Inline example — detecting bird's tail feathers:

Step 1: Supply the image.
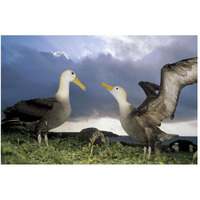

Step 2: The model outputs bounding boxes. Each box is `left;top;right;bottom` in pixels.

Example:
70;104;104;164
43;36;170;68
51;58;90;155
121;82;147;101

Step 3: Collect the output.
1;118;36;133
157;131;179;143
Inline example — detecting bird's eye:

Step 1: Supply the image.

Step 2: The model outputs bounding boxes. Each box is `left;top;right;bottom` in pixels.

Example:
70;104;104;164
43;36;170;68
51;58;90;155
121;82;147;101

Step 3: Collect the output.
71;72;74;75
116;87;118;90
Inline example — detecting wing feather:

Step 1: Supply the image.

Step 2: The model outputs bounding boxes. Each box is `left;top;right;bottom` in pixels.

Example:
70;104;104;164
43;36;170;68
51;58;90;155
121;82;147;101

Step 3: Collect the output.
136;81;159;114
4;97;56;121
136;57;197;128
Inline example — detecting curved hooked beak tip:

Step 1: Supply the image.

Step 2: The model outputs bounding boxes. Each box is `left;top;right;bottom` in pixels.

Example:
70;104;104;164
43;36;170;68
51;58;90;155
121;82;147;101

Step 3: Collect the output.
100;82;114;91
73;77;86;91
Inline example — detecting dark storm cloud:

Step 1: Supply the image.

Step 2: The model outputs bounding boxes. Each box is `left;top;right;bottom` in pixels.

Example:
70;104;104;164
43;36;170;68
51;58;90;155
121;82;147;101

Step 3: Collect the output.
1;37;197;123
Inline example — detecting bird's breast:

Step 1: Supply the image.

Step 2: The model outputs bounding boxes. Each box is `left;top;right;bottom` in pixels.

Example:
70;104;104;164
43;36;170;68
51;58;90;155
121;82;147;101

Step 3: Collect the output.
120;115;137;134
120;113;147;144
58;102;71;121
41;101;71;130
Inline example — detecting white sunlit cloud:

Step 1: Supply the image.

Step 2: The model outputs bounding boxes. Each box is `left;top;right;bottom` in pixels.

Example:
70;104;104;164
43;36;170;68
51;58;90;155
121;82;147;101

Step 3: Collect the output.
78;40;104;60
51;117;127;135
96;35;175;61
37;35;176;62
80;48;93;58
160;120;197;137
52;51;69;59
40;50;70;60
51;117;197;137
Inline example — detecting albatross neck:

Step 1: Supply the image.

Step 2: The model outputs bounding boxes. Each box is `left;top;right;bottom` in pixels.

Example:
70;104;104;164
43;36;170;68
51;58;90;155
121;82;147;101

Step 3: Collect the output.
54;81;70;101
118;99;135;116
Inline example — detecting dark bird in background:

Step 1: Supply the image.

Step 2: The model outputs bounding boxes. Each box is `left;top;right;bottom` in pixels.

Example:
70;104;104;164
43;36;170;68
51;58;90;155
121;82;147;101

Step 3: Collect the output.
2;70;86;146
101;57;197;157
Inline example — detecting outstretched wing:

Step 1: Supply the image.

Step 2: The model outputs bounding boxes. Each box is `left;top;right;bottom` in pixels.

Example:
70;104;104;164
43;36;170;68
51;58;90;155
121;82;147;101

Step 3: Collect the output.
135;57;197;128
3;97;56;122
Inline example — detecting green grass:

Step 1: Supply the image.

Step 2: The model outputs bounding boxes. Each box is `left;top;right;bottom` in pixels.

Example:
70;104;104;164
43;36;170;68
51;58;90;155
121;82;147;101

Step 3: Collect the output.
1;132;197;164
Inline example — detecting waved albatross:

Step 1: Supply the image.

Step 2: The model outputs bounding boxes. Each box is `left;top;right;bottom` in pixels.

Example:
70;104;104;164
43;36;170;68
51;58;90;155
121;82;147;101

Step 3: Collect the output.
101;57;197;157
2;70;86;146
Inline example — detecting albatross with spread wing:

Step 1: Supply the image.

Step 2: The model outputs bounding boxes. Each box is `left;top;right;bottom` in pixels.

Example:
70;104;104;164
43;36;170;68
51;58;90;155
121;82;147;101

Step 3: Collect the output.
2;70;86;146
101;57;197;157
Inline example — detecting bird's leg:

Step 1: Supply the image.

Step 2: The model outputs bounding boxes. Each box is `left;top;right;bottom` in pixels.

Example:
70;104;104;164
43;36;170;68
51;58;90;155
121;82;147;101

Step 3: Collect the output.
155;141;161;157
144;128;154;158
147;146;151;158
144;146;147;155
44;134;48;146
37;130;42;147
44;121;48;146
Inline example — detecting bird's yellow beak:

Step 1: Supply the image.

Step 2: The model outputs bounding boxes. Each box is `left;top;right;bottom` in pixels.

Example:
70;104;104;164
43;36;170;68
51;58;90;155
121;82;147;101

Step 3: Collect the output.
73;77;86;91
100;82;114;91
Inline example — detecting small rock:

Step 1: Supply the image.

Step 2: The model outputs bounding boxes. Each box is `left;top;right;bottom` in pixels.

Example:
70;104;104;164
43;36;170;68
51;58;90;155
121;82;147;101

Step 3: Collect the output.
78;127;109;144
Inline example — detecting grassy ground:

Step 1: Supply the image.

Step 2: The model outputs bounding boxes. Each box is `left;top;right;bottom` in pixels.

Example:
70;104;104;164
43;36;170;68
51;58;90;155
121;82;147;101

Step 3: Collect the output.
1;132;197;164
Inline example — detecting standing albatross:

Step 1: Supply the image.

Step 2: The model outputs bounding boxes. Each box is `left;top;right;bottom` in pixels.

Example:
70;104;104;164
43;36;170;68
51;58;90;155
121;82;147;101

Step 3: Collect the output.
101;57;197;157
2;70;86;146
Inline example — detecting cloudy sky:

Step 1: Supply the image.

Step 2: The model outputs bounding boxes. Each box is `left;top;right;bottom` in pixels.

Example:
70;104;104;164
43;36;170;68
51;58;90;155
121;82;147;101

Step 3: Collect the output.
1;35;197;136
